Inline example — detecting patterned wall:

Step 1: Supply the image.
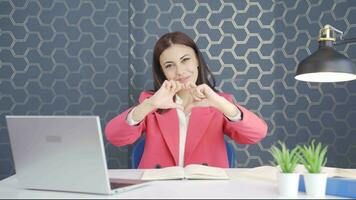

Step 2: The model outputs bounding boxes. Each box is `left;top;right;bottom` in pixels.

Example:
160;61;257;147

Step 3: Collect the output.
128;0;356;169
273;0;356;168
0;0;130;180
1;0;356;180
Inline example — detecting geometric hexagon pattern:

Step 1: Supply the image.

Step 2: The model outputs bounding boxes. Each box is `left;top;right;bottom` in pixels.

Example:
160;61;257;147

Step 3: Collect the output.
1;0;356;180
0;0;129;180
129;0;356;169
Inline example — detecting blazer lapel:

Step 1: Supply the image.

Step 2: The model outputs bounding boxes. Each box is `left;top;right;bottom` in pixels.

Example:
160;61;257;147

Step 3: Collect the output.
184;107;215;162
154;109;179;165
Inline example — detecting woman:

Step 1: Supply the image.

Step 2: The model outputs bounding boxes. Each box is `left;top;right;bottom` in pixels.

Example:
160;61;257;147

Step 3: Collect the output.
105;31;268;168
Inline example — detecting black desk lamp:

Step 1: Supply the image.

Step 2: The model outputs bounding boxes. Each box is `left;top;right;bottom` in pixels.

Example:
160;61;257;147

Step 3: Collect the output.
295;24;356;82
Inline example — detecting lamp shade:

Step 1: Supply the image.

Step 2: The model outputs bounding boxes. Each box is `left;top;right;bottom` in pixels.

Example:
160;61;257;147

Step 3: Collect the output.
295;41;356;82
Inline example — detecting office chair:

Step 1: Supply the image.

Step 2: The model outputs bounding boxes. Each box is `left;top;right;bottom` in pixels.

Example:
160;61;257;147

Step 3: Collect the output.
131;137;236;168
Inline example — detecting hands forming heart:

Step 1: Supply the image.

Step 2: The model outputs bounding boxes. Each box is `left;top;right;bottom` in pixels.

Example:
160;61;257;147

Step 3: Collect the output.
148;80;221;114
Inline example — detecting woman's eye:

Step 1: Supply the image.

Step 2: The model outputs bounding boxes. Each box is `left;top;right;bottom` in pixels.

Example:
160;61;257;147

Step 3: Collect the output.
165;64;172;69
182;58;190;62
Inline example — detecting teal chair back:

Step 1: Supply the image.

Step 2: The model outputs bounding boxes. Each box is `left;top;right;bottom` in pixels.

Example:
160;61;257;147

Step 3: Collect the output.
131;137;236;168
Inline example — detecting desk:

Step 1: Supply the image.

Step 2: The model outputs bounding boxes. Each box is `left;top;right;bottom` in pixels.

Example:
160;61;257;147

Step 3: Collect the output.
0;169;346;199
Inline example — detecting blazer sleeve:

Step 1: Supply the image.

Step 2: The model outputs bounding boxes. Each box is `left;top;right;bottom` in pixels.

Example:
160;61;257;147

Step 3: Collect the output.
221;93;268;144
104;92;152;147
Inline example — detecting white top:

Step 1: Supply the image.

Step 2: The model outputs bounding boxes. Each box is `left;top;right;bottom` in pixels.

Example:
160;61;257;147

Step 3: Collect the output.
126;95;241;167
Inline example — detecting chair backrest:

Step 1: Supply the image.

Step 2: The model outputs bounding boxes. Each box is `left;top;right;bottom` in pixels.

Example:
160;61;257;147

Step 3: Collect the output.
225;139;236;168
131;137;236;168
131;137;146;169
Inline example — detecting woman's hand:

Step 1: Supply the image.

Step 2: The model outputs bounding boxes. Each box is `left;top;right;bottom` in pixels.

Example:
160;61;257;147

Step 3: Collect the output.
184;83;222;113
184;82;240;118
187;83;221;103
147;80;184;110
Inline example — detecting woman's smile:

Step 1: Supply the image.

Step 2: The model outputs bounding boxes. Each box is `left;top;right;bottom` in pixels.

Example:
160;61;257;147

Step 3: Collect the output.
176;76;191;83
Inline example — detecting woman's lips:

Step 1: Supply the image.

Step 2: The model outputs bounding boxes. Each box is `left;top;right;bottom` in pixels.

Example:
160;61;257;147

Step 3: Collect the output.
177;76;190;83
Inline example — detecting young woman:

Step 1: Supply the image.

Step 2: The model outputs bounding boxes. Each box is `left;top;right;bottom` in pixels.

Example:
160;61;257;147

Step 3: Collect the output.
105;31;268;168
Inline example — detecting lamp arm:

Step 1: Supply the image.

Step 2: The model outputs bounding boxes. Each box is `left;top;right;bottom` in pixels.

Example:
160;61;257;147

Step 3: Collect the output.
327;24;343;39
334;37;356;46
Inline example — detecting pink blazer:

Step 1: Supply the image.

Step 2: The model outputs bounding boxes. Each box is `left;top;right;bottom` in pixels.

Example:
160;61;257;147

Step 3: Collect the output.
105;91;268;168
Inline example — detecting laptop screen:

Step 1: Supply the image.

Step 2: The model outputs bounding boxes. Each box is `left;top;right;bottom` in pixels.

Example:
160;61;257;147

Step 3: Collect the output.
6;116;125;194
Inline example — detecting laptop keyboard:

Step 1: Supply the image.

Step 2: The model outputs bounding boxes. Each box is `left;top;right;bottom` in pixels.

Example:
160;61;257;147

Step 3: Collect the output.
110;179;148;189
110;182;136;189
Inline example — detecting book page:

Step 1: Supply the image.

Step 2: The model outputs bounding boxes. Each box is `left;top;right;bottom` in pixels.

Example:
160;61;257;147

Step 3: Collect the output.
236;164;356;182
235;165;277;182
321;166;356;179
141;166;184;180
184;164;229;180
295;164;356;179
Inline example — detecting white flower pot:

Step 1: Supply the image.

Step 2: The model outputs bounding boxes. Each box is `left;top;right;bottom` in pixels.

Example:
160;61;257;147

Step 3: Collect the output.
277;172;300;197
304;173;328;197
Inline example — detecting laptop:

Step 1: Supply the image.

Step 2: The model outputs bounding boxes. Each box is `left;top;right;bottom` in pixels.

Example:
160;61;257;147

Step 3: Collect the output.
6;115;149;195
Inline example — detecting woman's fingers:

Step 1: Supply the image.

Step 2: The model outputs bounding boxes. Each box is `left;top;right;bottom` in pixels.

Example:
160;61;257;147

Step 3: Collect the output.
170;80;186;93
170;80;177;92
187;82;206;101
163;80;203;95
189;89;202;101
163;80;171;90
174;81;183;93
187;82;199;101
192;95;203;101
187;82;195;95
195;85;206;98
162;80;168;89
188;82;196;90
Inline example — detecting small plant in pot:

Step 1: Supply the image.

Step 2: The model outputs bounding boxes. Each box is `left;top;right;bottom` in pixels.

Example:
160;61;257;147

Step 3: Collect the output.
269;141;300;197
299;139;328;197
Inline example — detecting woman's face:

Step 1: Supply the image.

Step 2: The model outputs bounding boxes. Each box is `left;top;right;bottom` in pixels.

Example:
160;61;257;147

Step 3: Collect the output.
159;44;199;84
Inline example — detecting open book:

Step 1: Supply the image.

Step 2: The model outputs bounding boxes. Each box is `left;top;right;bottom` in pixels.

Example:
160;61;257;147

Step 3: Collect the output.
141;164;229;180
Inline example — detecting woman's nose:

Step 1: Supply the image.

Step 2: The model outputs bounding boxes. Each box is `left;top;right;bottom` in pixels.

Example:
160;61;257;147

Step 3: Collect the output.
175;64;184;75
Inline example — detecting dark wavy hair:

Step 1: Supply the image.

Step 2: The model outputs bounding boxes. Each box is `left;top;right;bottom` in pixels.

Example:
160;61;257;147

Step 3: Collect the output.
152;31;216;91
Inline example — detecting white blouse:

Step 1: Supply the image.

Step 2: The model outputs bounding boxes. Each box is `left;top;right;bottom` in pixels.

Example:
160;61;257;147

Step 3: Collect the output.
126;95;241;167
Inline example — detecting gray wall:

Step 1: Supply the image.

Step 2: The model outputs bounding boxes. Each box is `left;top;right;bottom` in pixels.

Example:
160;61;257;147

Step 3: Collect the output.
1;0;356;180
0;0;130;179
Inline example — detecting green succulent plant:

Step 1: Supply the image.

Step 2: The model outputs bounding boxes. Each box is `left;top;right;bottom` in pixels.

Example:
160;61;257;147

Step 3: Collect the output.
298;139;328;173
269;141;300;173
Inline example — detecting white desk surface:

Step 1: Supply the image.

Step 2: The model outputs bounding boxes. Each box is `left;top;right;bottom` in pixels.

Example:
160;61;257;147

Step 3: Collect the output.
0;168;347;199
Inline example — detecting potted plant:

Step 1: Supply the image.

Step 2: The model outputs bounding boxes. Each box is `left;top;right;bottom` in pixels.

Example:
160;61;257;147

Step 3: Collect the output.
269;141;300;197
299;139;328;197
